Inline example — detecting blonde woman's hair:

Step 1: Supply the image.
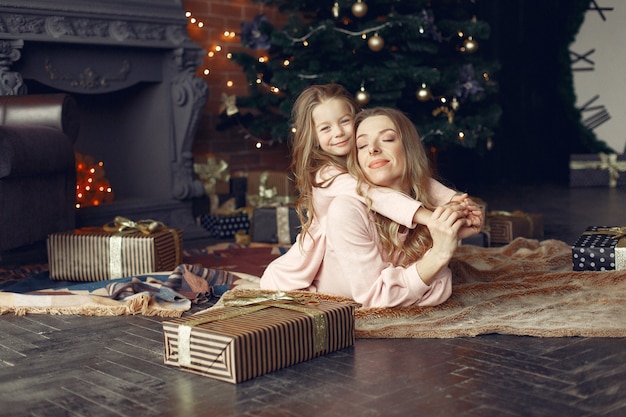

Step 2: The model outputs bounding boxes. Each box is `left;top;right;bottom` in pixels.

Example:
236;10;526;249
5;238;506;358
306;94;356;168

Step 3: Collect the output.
290;84;360;242
348;107;435;265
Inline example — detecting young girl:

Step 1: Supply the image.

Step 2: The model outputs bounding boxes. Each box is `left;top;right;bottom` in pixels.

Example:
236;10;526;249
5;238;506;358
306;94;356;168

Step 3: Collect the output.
260;84;478;292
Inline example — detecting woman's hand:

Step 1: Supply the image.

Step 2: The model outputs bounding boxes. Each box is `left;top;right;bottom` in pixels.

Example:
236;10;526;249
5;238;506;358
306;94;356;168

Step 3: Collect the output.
415;206;465;285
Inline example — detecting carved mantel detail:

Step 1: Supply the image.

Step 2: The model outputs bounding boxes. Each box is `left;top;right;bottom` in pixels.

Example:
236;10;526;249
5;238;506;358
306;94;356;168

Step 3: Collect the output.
0;13;188;47
0;39;25;95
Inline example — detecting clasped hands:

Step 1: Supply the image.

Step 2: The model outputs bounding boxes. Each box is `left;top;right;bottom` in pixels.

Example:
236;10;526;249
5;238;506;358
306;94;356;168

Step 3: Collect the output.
443;193;483;240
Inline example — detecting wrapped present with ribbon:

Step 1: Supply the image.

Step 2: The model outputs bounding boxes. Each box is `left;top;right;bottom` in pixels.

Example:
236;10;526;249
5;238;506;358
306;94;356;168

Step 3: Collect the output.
47;216;183;281
199;207;251;240
193;156;231;196
569;153;626;188
486;210;544;244
162;290;356;383
572;226;626;271
245;170;297;208
251;206;300;245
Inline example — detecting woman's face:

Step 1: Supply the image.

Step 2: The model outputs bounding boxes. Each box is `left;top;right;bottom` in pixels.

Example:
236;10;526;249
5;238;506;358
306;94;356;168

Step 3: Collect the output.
355;115;406;191
312;98;354;156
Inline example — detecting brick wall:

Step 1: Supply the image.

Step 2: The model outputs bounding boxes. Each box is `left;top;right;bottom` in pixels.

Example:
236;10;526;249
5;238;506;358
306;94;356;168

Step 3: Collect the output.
182;0;291;173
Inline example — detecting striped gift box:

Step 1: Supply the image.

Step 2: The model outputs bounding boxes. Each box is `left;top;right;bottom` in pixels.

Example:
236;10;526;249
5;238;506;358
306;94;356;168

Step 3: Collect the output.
47;228;183;281
162;297;355;383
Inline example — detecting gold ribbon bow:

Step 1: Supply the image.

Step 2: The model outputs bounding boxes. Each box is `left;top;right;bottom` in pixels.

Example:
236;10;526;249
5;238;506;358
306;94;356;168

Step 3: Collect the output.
176;291;328;367
583;226;626;240
193;157;230;195
570;152;626;188
222;290;319;307
101;217;181;278
102;216;167;235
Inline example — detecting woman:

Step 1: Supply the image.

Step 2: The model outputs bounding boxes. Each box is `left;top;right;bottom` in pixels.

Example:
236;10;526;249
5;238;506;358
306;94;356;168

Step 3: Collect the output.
312;107;482;308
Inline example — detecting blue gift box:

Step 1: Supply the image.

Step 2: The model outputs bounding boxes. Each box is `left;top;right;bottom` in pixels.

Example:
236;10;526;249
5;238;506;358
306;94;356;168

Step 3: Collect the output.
572;226;626;271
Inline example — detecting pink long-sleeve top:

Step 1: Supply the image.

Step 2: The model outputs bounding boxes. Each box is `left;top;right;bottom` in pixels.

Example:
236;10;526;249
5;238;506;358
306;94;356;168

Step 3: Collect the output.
260;164;456;304
316;195;452;307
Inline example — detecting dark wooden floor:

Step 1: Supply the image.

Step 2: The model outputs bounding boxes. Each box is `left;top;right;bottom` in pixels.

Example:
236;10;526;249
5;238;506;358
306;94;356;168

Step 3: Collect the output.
1;184;625;417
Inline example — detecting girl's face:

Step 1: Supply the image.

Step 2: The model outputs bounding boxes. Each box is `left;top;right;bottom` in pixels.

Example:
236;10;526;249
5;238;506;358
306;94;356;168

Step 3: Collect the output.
355;115;407;191
312;98;354;156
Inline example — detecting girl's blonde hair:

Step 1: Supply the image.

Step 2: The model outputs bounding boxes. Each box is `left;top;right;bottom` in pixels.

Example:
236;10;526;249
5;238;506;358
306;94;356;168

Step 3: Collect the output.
290;84;360;241
348;107;435;265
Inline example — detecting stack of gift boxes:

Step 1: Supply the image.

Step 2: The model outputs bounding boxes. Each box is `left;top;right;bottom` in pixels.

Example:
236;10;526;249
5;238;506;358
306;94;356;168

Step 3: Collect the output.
196;163;300;245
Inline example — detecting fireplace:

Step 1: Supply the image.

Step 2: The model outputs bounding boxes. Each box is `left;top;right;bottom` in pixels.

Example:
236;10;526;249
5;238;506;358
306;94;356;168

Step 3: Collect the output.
0;0;210;239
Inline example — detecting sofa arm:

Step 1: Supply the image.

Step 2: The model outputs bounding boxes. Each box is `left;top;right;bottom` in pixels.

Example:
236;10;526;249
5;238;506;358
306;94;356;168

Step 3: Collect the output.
0;94;80;143
0;126;75;179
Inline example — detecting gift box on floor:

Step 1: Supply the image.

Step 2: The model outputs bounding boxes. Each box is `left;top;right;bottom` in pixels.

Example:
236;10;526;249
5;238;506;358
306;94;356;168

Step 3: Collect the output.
572;226;626;271
486;211;543;244
251;206;300;245
569;153;626;188
162;294;355;383
461;230;490;247
47;218;183;281
199;211;250;239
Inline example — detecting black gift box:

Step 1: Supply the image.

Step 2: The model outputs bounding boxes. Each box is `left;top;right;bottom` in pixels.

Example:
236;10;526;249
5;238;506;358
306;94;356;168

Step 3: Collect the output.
572;226;626;271
251;207;300;245
200;212;250;239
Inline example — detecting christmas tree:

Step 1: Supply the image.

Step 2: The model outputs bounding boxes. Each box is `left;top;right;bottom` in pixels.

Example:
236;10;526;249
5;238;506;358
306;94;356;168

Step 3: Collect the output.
228;0;501;155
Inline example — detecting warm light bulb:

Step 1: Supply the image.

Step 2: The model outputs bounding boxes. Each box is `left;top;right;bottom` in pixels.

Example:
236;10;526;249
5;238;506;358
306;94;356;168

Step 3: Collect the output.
283;59;290;67
215;45;222;52
208;51;215;58
256;142;262;149
226;80;234;87
190;17;196;24
185;11;191;18
197;22;204;28
303;41;309;47
224;31;231;37
256;78;262;84
440;97;447;104
458;131;465;140
226;53;232;59
203;69;210;75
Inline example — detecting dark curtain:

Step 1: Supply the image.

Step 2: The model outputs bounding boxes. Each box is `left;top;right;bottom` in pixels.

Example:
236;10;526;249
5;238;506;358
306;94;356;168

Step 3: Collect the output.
440;0;596;188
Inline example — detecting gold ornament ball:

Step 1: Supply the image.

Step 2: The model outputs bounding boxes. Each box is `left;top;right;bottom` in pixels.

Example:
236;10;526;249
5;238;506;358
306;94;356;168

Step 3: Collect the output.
416;84;432;102
352;1;368;18
355;90;371;105
368;34;384;52
463;37;478;53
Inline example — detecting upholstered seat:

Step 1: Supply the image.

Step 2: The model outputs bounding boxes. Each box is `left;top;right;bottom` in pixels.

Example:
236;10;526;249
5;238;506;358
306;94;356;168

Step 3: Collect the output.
0;94;79;254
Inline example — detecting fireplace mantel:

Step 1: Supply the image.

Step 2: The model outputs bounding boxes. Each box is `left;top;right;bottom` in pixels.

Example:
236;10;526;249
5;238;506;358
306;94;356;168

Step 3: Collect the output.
0;0;210;239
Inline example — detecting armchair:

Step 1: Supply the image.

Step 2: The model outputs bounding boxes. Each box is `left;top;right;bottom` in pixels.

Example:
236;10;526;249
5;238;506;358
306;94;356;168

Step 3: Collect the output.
0;94;79;254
